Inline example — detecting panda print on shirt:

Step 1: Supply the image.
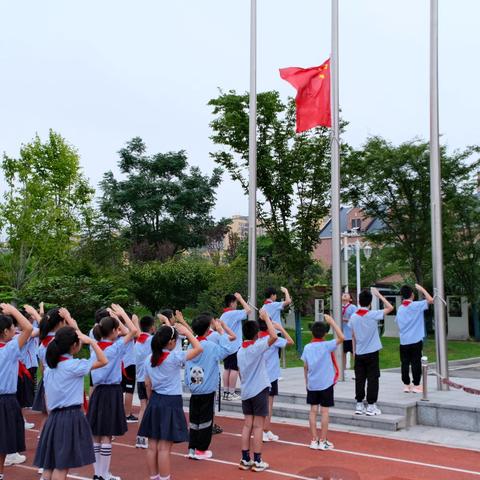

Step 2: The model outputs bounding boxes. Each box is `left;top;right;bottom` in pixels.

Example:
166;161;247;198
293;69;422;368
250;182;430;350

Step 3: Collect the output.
190;365;205;385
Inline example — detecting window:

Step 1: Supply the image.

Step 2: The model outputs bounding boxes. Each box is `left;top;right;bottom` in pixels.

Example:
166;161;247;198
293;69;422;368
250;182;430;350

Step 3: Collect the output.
351;218;362;231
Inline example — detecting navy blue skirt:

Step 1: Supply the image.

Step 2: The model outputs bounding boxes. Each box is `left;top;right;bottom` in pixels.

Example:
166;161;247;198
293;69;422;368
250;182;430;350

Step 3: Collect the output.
138;393;188;443
34;405;95;470
32;378;47;413
0;394;26;454
87;384;127;437
17;372;35;408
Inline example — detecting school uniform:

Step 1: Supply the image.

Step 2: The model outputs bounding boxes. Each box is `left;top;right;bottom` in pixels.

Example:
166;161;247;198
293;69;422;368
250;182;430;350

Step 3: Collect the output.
348;308;384;404
32;333;56;413
0;337;26;455
342;303;357;354
138;350;188;443
185;333;235;451
258;332;287;396
16;331;36;408
135;333;152;401
301;339;338;407
121;340;137;395
396;300;428;386
34;354;95;470
237;338;271;417
220;308;248;371
262;300;285;326
87;338;130;436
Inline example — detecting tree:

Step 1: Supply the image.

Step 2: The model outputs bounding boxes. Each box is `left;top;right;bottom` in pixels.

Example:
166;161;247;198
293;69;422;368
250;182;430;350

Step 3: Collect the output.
99;137;224;261
209;91;344;304
343;137;480;285
203;218;231;266
0;130;94;290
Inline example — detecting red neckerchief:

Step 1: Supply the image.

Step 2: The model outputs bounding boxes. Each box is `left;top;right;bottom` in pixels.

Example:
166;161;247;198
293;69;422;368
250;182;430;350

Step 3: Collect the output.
137;333;150;344
0;342;32;380
242;340;255;348
342;303;351;316
309;338;340;384
223;308;234;312
41;335;55;347
152;352;170;366
263;299;273;305
58;355;89;412
356;308;369;317
258;331;269;338
402;300;413;307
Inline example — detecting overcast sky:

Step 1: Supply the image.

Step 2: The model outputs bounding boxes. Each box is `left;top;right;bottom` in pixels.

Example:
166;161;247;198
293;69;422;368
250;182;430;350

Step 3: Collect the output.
1;0;479;219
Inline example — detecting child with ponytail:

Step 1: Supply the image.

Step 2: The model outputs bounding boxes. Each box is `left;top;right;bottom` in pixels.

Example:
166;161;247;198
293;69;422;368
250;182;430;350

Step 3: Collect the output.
138;324;202;480
0;304;33;480
34;311;108;480
87;304;138;480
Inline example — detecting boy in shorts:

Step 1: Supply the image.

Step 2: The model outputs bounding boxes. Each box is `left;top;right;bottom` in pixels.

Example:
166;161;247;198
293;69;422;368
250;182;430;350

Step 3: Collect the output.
301;314;344;450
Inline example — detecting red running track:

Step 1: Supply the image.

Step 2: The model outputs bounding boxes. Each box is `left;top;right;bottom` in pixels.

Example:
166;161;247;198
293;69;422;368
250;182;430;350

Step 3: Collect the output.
6;411;480;480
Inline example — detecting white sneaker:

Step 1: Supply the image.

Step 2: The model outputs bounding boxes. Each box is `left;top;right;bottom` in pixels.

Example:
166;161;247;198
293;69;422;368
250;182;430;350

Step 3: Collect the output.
266;431;279;441
365;404;382;416
252;460;269;472
193;449;213;460
4;453;27;466
230;392;240;401
355;402;365;415
318;440;334;450
224;392;232;401
135;435;148;449
309;440;320;450
106;473;121;480
38;468;44;474
403;384;411;393
24;421;35;430
187;448;196;459
239;459;254;470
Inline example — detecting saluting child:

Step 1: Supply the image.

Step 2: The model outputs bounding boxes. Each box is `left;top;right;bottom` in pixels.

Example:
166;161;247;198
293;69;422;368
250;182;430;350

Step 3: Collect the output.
257;317;294;443
341;293;357;370
301;315;344;450
262;287;292;326
349;288;393;416
122;313;139;424
0;303;33;480
34;311;108;480
221;293;251;401
87;304;138;480
237;308;277;473
185;314;236;460
396;284;433;393
138;325;202;480
134;315;155;449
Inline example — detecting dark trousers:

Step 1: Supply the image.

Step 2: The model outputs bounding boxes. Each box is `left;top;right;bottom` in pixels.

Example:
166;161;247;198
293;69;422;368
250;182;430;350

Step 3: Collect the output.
400;341;423;386
354;350;380;404
29;367;38;395
188;392;215;451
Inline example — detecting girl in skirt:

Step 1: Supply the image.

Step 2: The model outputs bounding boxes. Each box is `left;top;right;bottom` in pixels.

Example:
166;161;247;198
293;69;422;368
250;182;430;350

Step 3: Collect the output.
87;304;138;480
34;321;108;480
0;303;33;480
138;324;202;480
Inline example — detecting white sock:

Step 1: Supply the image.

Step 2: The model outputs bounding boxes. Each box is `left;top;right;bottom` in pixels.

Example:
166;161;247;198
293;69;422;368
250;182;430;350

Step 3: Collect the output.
93;443;101;476
100;443;112;477
159;476;170;480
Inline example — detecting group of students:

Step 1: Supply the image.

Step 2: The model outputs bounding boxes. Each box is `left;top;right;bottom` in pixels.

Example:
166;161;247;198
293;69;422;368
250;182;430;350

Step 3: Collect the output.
0;282;432;479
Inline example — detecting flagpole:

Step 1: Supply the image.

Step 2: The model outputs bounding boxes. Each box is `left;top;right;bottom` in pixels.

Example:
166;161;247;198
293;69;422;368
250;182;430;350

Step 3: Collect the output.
247;0;257;320
429;0;449;390
331;0;344;380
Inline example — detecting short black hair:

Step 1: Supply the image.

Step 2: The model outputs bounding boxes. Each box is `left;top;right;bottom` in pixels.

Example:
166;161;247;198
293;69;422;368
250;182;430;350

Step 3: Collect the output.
192;314;212;337
400;285;414;300
161;309;174;320
359;289;373;307
258;319;268;332
264;287;277;299
95;308;110;324
243;320;259;340
224;294;236;308
311;321;328;339
140;315;155;332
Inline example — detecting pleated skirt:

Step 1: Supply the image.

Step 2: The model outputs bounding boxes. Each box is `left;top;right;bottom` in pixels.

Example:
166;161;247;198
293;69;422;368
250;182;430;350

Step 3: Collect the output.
0;394;25;454
32;378;47;413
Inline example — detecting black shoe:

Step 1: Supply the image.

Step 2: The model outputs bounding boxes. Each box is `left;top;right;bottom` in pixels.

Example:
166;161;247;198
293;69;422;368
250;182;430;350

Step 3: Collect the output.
126;414;138;423
212;423;223;434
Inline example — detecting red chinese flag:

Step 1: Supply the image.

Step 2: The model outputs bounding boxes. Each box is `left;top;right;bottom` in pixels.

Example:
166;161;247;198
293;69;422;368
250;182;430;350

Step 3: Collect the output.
279;58;331;132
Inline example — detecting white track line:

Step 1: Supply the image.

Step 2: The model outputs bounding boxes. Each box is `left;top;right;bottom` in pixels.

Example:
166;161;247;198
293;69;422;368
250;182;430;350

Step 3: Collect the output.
13;463;90;480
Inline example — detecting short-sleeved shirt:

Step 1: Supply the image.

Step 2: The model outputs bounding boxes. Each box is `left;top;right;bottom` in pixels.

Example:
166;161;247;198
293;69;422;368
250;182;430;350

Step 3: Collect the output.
342;304;357;341
123;340;136;368
185;334;236;394
220;309;248;351
144;350;187;395
91;338;129;385
348;309;384;355
260;334;287;383
44;355;94;410
135;334;152;382
237;339;271;400
38;333;56;367
0;338;22;394
396;300;428;345
301;339;338;391
262;301;284;325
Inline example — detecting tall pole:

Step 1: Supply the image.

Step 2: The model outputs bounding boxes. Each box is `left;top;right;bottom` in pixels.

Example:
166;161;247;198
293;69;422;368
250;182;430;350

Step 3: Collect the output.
430;0;449;390
343;234;349;293
355;240;361;302
247;0;257;320
331;0;343;380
